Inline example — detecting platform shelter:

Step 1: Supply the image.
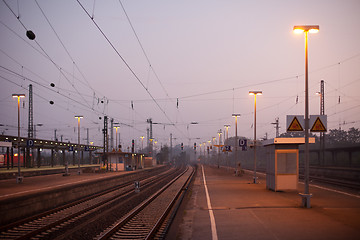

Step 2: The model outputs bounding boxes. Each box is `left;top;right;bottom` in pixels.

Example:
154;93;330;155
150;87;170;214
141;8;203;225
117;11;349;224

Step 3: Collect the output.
263;137;315;191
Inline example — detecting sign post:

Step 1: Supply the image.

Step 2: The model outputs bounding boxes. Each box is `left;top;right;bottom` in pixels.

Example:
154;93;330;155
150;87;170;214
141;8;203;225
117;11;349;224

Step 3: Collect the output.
239;139;247;151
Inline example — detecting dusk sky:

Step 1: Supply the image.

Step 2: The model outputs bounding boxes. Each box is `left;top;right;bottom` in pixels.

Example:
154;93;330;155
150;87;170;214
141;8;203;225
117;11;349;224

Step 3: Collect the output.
1;0;360;150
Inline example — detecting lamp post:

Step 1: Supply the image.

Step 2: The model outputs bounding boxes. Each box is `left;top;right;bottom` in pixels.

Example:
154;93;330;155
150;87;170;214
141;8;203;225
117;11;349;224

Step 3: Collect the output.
224;125;230;141
224;125;230;170
232;114;241;169
294;24;319;208
217;130;222;168
249;90;262;184
75;115;83;174
140;136;144;153
149;138;153;157
114;126;120;151
13;94;25;183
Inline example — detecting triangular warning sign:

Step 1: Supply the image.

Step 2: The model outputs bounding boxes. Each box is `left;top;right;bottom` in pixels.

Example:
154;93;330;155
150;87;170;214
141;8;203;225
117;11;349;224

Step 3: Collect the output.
311;117;327;132
287;117;304;132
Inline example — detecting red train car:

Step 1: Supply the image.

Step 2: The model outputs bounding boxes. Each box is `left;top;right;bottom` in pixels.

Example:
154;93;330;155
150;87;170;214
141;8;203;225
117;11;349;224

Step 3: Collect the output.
1;154;26;167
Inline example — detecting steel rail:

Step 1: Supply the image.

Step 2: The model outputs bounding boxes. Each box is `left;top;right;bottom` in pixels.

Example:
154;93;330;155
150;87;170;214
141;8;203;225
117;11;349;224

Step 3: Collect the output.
97;165;190;240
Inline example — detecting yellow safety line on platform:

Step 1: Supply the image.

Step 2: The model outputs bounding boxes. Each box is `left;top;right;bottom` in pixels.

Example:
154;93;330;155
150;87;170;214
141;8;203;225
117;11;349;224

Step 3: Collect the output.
202;165;218;240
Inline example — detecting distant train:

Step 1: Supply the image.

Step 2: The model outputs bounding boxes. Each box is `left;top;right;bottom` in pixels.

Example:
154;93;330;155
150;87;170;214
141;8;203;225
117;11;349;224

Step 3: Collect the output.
0;154;27;167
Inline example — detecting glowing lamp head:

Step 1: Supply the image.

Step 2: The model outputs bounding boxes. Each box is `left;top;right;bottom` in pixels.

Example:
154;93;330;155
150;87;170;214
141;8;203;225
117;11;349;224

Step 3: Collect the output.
249;91;262;96
12;94;25;98
293;25;319;34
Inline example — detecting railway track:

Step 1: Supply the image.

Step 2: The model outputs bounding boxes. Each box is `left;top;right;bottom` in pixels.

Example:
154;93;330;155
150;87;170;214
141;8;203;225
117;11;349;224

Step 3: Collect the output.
0;166;184;240
96;165;195;240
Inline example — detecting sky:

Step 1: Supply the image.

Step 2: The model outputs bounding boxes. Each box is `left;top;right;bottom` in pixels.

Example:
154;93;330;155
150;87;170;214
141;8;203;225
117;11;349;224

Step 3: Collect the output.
1;0;360;150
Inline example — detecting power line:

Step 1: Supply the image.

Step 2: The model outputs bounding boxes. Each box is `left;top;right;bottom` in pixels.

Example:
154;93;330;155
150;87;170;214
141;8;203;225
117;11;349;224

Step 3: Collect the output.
118;0;172;100
3;1;93;110
34;0;97;95
76;0;188;139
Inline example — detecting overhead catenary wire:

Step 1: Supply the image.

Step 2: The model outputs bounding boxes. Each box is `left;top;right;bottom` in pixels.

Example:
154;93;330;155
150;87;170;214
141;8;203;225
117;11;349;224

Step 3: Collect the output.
0;66;138;130
118;0;172;99
76;0;188;139
3;1;93;111
1;8;145;128
34;0;97;95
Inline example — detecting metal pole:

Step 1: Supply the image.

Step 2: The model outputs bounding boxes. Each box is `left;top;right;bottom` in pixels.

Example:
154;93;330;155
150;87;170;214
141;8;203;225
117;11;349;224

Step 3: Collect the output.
78;117;81;174
115;128;118;151
304;31;310;206
254;94;257;184
235;116;238;170
17;96;22;183
320;80;325;166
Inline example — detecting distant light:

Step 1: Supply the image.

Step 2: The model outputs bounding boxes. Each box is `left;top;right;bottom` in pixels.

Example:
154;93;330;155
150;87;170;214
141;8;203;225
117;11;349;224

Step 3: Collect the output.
309;29;319;34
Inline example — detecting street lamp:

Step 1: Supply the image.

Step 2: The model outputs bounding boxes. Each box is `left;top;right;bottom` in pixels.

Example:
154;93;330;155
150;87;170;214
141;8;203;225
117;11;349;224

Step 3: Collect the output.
217;130;222;168
224;125;230;141
224;124;230;170
293;24;319;208
149;138;154;157
114;126;120;151
140;136;144;153
12;94;25;183
232;114;241;169
249;90;262;184
75;115;83;174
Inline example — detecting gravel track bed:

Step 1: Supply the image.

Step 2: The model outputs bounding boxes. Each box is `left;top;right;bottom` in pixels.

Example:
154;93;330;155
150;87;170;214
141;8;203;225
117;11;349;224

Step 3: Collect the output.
49;167;184;240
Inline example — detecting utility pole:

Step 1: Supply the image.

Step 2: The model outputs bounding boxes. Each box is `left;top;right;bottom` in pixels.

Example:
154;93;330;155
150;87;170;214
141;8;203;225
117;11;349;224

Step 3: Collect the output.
103;116;108;170
170;133;173;164
27;84;33;168
147;118;153;157
146;128;149;150
217;129;222;168
232;114;240;171
320;80;325;165
110;118;114;151
271;118;280;138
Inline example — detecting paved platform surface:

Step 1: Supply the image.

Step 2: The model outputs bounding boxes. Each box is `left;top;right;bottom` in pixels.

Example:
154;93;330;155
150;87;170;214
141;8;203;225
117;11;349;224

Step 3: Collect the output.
170;165;360;240
0;168;130;201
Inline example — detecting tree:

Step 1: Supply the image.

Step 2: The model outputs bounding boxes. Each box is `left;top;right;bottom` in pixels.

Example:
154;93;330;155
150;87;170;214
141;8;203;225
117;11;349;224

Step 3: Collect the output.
156;145;169;164
347;127;360;143
325;127;360;146
326;128;347;146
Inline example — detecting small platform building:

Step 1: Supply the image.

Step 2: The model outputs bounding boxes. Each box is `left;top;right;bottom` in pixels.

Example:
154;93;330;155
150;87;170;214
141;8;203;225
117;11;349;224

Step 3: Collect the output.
263;137;315;191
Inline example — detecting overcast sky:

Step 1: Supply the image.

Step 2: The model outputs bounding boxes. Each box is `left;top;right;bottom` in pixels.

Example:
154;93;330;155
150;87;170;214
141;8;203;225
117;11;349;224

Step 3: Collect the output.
1;0;360;149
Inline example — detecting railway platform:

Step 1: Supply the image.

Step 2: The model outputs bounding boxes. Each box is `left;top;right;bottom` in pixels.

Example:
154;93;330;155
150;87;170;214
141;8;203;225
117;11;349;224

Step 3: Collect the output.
0;165;164;225
0;165;123;200
169;165;360;240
